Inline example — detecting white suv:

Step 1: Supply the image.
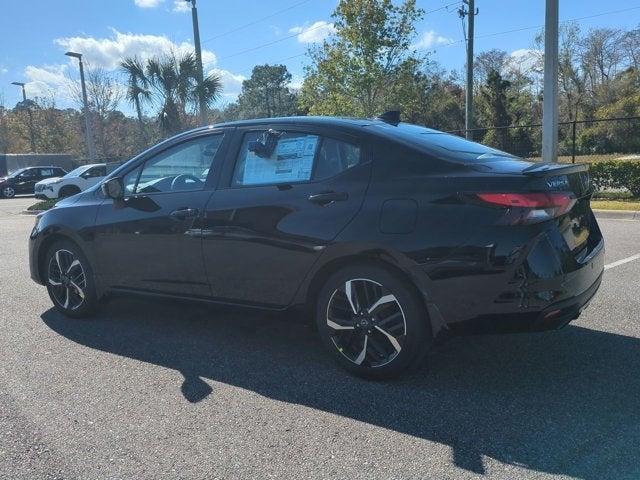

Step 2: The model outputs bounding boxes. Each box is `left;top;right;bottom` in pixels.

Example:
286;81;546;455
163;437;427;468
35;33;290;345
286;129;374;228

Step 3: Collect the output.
35;163;107;200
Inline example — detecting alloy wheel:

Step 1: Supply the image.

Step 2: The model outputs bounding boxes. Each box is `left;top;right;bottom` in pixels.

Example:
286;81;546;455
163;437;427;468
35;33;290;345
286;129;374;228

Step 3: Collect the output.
47;249;87;311
2;187;15;198
326;278;406;368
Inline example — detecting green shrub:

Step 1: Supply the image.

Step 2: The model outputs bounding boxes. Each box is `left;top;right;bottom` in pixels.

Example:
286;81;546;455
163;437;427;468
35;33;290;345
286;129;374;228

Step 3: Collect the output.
590;160;640;197
27;199;57;211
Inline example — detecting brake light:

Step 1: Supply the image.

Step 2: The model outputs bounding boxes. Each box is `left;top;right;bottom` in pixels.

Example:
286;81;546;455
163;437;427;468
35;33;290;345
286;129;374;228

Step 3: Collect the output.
476;192;576;224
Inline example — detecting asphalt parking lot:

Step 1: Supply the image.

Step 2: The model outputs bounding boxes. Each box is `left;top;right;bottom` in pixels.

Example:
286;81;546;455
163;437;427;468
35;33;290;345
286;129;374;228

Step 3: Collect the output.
1;196;639;480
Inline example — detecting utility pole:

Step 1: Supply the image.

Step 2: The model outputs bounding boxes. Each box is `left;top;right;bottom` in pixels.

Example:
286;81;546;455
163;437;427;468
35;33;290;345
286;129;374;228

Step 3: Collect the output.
459;0;478;140
185;0;208;125
542;0;559;163
11;82;36;152
65;51;96;161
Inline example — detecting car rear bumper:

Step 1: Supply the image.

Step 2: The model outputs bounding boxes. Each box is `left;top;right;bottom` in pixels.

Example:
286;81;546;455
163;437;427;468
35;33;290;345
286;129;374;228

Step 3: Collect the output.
448;266;603;334
426;228;605;335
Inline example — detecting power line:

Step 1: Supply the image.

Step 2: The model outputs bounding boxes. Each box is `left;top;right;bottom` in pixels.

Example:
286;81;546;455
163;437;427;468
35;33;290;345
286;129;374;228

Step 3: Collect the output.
206;0;463;66
479;5;640;40
210;4;640;75
424;1;462;16
428;4;640;54
201;0;313;45
206;19;332;66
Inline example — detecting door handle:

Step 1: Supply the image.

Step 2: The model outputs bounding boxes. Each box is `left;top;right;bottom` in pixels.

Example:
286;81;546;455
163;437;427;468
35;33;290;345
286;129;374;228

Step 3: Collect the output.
170;207;199;220
308;191;348;205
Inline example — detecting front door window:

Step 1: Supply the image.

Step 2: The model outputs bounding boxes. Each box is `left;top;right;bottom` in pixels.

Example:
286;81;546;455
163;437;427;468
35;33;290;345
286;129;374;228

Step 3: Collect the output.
126;135;223;195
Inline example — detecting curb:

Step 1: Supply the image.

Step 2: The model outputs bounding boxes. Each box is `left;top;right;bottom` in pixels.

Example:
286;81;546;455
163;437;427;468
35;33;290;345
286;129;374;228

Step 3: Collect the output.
593;209;640;220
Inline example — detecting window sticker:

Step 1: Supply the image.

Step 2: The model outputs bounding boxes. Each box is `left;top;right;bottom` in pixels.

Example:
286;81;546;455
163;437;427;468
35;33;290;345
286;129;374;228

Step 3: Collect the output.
243;135;319;185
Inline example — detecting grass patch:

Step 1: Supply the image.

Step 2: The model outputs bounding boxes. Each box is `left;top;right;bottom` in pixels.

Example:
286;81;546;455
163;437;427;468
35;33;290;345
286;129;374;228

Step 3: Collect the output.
592;190;634;200
27;199;57;211
526;153;640;164
591;199;640;211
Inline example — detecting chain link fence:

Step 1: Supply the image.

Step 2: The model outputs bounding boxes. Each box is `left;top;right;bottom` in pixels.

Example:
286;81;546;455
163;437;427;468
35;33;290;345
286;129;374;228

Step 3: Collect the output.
448;116;640;164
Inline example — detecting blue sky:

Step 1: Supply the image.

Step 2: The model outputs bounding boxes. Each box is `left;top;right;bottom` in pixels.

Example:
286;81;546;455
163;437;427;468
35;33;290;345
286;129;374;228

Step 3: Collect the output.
1;0;638;113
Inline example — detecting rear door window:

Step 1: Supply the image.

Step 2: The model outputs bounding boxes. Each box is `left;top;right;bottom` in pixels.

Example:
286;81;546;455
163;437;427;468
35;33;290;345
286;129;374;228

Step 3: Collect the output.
233;131;319;187
232;131;360;187
314;137;360;180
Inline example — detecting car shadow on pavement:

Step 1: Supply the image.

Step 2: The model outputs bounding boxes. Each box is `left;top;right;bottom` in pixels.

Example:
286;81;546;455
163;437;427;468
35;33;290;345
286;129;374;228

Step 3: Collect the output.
41;296;639;479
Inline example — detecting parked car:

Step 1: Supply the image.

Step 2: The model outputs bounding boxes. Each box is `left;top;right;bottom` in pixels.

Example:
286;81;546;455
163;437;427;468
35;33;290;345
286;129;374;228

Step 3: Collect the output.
29;115;604;379
35;163;107;200
0;166;67;198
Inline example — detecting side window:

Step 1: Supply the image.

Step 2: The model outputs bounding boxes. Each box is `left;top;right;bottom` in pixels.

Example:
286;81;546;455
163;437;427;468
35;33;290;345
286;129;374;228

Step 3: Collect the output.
126;134;223;195
82;166;106;178
40;168;54;177
233;131;319;187
20;169;37;179
314;138;361;180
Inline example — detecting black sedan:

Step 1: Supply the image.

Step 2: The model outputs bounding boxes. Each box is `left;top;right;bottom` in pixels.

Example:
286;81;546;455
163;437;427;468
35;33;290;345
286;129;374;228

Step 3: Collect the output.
1;166;67;198
29;116;604;378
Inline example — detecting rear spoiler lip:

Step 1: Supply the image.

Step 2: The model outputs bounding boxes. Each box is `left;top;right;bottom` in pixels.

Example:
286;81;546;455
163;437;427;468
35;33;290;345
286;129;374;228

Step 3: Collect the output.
522;162;589;177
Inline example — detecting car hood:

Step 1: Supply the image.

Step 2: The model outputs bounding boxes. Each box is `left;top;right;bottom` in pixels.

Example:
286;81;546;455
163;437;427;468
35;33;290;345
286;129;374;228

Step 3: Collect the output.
36;177;63;186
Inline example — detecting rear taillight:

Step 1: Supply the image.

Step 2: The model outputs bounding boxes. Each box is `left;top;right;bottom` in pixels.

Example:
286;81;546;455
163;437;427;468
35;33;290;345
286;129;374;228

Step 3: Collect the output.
476;192;576;225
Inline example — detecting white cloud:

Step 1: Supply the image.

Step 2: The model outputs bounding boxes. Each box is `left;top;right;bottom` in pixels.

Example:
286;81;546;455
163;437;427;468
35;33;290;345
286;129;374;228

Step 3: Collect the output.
207;68;246;102
289;75;303;91
21;30;245;111
55;30;217;71
23;64;72;101
0;66;8;75
289;21;335;44
172;0;190;13
134;0;164;8
413;30;452;50
508;48;542;73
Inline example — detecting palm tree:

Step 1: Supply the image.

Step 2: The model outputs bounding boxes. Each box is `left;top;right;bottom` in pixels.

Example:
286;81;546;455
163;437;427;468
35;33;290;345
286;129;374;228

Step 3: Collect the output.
120;57;151;147
145;53;221;137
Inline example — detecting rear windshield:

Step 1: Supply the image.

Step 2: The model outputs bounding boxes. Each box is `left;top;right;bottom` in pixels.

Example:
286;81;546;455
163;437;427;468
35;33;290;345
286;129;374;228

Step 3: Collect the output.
367;122;517;162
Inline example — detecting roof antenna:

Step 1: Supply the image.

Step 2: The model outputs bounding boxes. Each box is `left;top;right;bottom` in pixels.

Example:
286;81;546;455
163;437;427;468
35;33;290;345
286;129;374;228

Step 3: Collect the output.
377;110;401;126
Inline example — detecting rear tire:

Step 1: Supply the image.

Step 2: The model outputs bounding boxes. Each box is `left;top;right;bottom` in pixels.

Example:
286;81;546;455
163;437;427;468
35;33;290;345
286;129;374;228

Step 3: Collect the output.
59;186;81;198
315;264;431;380
44;240;98;318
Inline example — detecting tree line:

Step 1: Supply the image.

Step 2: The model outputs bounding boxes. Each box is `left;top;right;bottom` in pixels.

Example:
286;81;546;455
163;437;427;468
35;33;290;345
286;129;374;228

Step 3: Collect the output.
1;0;639;162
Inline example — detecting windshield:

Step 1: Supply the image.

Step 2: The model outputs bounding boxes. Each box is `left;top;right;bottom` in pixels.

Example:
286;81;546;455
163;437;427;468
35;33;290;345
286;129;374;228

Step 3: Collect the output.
368;122;517;162
63;166;92;178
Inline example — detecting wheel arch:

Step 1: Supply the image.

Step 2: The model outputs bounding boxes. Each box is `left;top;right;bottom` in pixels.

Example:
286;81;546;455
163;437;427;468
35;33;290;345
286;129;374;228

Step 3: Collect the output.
299;249;435;332
59;184;82;197
37;231;86;286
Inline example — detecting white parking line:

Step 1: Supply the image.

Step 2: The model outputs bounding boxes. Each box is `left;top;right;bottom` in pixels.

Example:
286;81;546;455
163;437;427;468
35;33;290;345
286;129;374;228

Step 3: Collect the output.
605;254;640;271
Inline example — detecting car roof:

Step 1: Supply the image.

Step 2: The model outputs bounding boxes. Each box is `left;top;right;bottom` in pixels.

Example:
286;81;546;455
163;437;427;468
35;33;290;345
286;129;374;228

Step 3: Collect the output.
185;116;390;137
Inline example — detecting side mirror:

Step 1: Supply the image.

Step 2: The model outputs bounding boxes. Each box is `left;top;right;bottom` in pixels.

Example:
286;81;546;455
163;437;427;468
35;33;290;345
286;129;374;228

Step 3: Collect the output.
101;177;124;200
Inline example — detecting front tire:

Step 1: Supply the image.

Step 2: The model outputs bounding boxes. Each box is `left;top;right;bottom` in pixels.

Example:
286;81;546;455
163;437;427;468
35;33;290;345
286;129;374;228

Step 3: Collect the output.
2;186;16;198
316;264;431;379
44;240;98;318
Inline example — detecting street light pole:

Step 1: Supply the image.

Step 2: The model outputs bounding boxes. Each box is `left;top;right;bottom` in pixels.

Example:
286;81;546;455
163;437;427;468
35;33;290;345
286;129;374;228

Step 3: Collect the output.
65;51;96;162
11;81;36;153
542;0;559;163
185;0;208;125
